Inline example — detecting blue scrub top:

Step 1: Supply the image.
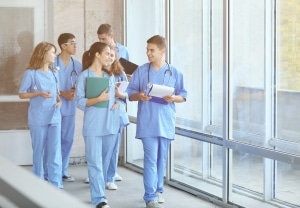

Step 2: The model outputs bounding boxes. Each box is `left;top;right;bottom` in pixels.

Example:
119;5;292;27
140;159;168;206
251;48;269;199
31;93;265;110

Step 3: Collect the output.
19;69;61;126
54;57;82;116
126;63;187;140
75;69;120;137
116;42;129;60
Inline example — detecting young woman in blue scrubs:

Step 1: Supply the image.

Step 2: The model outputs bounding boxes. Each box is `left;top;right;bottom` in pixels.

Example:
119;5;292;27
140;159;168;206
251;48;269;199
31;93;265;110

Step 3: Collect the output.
75;42;120;208
126;35;187;208
19;41;63;189
105;47;130;190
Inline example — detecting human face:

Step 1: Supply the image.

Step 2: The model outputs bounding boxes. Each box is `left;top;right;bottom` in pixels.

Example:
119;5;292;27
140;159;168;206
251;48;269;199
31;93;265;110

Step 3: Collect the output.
63;38;77;55
98;33;113;45
146;43;165;63
45;47;56;65
108;50;116;66
97;46;111;67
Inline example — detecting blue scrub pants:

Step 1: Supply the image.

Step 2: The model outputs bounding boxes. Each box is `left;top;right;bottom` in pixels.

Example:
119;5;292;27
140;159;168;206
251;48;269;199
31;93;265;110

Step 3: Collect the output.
106;126;124;183
61;115;75;176
85;134;117;205
30;124;63;188
141;137;171;203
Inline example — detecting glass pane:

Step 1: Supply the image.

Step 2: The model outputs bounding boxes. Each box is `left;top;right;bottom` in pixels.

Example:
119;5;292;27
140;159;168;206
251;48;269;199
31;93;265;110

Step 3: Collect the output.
170;0;203;132
210;0;224;136
126;123;144;168
125;0;165;165
276;161;300;206
231;151;264;206
171;136;223;198
276;1;300;156
230;0;266;145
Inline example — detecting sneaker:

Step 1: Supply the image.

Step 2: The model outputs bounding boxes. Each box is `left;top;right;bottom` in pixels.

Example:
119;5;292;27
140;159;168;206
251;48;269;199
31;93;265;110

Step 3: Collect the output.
84;177;89;184
114;173;123;181
106;182;118;190
62;175;75;182
96;202;110;208
156;192;165;203
146;201;163;208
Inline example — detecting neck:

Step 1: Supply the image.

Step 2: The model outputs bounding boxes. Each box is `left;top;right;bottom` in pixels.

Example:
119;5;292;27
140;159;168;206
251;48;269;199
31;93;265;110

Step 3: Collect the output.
90;62;103;76
151;60;166;70
41;63;49;72
58;52;72;67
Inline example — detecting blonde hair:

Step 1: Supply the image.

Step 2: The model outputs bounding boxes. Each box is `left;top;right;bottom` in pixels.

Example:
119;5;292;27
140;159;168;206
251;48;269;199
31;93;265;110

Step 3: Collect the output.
26;41;57;70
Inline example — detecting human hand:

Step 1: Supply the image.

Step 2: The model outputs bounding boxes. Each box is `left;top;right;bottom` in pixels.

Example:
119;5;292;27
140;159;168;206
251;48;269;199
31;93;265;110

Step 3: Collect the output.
40;91;52;98
163;95;175;103
139;90;151;102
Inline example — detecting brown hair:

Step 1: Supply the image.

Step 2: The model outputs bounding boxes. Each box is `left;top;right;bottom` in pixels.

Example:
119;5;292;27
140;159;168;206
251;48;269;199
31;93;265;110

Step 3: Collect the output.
82;42;111;75
147;35;167;50
26;41;57;70
97;23;113;35
109;46;124;75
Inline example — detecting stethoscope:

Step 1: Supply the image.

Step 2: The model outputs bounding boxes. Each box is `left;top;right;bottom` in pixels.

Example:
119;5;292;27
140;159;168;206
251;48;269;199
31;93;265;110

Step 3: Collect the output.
56;56;77;88
147;61;172;88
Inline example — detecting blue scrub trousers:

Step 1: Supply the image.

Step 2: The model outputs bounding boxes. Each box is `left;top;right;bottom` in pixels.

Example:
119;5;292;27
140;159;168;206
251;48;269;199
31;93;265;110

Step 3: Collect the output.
30;124;63;188
61;114;75;176
106;126;124;183
141;137;171;203
85;134;117;205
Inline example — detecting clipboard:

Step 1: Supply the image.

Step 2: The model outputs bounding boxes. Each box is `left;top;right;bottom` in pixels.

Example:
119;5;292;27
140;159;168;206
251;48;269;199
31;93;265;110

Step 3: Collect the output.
119;58;138;75
147;84;175;105
86;77;109;108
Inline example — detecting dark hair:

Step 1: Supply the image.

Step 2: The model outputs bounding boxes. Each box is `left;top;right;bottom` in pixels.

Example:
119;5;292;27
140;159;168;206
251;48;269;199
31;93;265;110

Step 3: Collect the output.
82;42;111;75
147;35;167;50
27;41;56;70
97;24;113;35
57;33;75;49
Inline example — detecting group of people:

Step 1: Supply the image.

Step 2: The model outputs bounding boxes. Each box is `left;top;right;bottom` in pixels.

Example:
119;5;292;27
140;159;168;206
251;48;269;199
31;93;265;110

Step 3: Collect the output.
18;23;187;208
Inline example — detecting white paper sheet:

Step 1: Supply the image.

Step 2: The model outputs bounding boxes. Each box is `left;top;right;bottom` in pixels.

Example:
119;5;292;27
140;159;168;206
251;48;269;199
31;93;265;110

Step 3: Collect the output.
148;84;174;98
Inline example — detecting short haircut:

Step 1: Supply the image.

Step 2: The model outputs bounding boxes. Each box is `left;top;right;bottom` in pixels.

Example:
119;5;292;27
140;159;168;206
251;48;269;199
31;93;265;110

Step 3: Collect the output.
57;33;75;49
97;24;113;35
147;35;166;50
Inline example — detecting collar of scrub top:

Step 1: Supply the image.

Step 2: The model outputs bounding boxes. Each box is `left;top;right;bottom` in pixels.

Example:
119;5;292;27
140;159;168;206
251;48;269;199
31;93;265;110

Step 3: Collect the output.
56;55;77;89
147;60;172;88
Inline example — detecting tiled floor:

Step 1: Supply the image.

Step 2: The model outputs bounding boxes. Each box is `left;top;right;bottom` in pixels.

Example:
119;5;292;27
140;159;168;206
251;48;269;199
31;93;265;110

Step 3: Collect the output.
53;163;220;208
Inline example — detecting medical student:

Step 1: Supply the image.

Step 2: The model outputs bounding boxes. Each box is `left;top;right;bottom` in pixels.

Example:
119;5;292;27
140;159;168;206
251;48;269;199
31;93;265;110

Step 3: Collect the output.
75;42;120;208
54;33;82;182
97;23;129;61
19;41;63;189
104;47;129;190
126;35;187;208
84;23;129;184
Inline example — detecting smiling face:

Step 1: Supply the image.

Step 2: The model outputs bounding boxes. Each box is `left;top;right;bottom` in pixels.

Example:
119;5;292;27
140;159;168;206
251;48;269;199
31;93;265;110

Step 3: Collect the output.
97;45;111;67
146;43;165;63
108;49;116;66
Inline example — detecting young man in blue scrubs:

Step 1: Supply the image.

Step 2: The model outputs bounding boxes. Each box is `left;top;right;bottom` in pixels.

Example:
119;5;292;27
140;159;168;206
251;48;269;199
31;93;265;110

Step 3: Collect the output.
56;33;82;182
44;33;82;182
126;35;187;208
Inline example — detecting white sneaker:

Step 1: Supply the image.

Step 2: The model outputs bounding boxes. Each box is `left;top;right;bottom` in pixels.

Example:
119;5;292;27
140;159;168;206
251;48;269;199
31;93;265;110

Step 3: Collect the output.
106;182;118;190
146;201;163;208
84;177;89;183
114;173;123;181
156;192;165;203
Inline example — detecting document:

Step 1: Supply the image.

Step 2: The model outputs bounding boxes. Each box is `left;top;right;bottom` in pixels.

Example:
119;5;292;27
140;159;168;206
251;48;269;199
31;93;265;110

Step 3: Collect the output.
119;58;138;75
147;84;175;104
116;81;129;92
86;77;109;108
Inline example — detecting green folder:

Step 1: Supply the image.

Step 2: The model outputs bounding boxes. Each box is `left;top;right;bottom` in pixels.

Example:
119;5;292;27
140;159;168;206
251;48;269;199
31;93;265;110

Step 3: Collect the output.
86;77;109;108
